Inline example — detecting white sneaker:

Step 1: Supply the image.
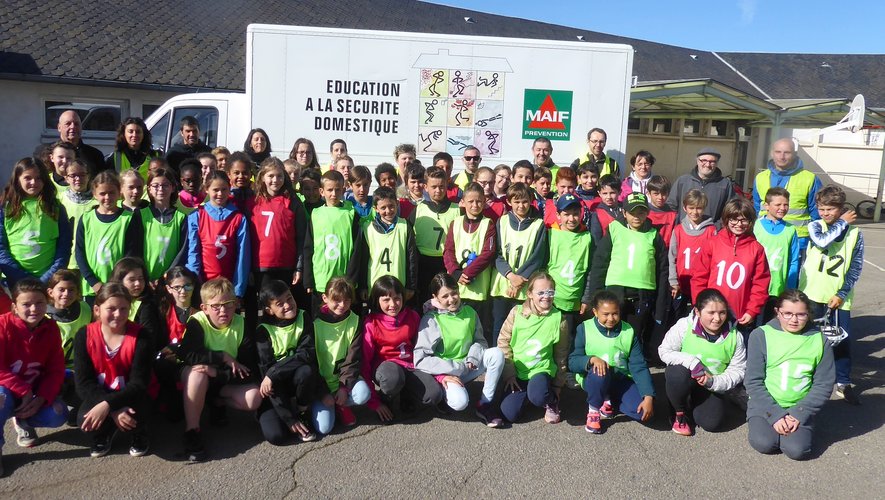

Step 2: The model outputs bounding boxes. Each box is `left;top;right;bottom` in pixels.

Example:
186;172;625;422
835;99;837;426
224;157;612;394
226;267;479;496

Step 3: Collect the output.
14;419;38;448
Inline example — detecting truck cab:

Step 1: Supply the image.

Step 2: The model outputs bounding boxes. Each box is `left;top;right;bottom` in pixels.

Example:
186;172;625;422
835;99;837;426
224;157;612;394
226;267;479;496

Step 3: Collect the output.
145;93;248;154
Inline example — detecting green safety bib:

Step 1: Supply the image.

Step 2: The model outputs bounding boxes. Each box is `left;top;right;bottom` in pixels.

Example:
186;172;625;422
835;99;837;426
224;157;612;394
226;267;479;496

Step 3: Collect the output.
310;205;355;293
81;210;132;295
113;152;157;182
54;301;92;369
51;176;69;196
575;319;634;386
60;195;97;268
413;202;460;257
140;207;186;281
753;219;796;296
755;169;816;238
680;325;738;376
510;306;561;380
128;298;142;321
490;218;543;299
192;311;245;359
548;228;592;311
433;305;477;362
262;311;305;361
365;219;408;287
4;198;59;276
452;216;491;301
799;224;859;310
605;222;656;290
761;325;824;408
314;312;359;392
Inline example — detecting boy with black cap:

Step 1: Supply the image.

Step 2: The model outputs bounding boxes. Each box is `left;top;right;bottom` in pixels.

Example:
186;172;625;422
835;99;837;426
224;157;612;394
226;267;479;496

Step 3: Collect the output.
588;193;669;362
548;193;595;342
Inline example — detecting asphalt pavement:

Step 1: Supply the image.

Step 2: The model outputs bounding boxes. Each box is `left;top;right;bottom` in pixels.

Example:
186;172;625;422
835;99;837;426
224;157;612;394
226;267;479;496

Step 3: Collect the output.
2;224;885;499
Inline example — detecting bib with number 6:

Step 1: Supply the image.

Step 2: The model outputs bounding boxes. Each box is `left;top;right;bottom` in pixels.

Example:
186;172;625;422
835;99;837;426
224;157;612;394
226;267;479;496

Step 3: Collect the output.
3;198;59;276
82;209;131;295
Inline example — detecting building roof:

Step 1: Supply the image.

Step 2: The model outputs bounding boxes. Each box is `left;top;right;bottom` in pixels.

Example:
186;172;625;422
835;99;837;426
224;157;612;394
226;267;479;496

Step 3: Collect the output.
1;0;882;106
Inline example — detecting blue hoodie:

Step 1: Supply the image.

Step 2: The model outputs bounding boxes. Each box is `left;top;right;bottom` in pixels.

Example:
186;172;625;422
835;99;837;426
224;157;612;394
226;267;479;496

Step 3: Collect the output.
185;202;251;298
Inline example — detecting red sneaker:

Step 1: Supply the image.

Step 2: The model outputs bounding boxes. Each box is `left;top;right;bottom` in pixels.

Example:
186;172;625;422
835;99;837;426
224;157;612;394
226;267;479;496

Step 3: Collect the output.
336;404;357;427
599;400;615;419
671;412;693;436
585;410;602;434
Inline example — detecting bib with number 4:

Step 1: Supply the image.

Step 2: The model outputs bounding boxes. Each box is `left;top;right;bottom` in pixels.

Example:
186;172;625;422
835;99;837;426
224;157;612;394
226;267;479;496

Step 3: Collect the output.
547;228;592;312
761;325;824;408
575;319;634;386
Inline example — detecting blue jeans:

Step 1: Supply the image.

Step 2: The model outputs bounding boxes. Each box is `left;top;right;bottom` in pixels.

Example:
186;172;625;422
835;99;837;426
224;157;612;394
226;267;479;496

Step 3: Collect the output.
581;370;646;421
0;386;68;446
443;348;504;411
500;373;556;423
810;302;852;384
311;379;371;435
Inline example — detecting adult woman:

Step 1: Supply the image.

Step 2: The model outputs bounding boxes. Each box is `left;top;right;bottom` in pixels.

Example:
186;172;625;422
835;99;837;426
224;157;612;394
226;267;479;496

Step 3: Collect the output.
105;117;160;180
659;288;746;436
243;128;272;167
745;289;834;460
288;138;320;171
619;150;654;201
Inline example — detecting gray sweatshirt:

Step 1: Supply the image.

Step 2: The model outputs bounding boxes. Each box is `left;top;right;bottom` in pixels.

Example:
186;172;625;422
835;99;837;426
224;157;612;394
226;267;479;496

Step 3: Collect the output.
414;303;487;378
745;319;835;425
659;314;746;393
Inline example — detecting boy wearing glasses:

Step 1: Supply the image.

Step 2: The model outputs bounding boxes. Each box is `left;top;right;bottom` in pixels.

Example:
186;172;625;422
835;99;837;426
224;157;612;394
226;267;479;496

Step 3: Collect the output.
178;277;261;461
753;187;800;323
799;185;863;405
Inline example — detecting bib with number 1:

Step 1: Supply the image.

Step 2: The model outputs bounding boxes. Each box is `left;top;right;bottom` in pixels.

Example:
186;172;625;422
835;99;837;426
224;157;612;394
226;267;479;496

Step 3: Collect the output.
605;222;656;290
761;325;824;408
490;217;544;299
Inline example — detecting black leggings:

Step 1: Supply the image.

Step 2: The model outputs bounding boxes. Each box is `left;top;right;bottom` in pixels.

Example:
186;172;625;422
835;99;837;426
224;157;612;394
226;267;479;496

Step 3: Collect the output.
665;365;731;432
259;364;318;445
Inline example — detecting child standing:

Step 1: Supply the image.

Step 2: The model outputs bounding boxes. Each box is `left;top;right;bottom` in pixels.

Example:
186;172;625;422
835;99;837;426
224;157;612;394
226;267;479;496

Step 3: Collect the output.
547;193;594;338
74;283;152;457
490;182;547;342
119;170;148;212
374;163;399;191
691;198;770;337
255;280;318;444
75;171;143;302
177;159;205;215
590;174;622;240
668;190;717;319
49;141;75;194
298;169;324;216
492;164;511;202
350;187;418;301
345;165;374;228
659;288;746;436
225;153;255;214
312;278;370;434
497;272;569;424
415;273;504;427
575;162;600;208
646;175;676;250
443;183;496;341
746;290;834;460
799;185;863;405
178;277;261;461
58;159;97;265
570;291;655;434
532;166;553;204
398;164;426;220
408;166;461;303
185;170;251;301
753;187;800;323
361;276;443;422
0;157;72;286
141;167;188;282
0;278;68;471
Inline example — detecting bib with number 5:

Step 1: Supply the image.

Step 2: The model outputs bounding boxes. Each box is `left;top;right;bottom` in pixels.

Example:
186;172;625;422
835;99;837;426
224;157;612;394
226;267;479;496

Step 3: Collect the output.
197;207;244;281
762;325;824;408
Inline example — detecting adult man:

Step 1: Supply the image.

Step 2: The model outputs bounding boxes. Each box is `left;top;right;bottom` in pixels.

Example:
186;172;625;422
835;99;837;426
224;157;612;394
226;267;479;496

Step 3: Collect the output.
569;128;620;178
668;147;736;222
56;110;107;176
531;137;559;178
452;146;481;190
166;116;212;171
752;138;822;246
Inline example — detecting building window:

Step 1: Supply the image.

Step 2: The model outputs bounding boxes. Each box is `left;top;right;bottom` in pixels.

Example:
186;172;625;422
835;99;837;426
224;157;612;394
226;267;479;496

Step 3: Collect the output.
710;120;729;137
44;99;123;133
683;119;701;135
651;118;673;134
627;117;641;132
142;104;161;118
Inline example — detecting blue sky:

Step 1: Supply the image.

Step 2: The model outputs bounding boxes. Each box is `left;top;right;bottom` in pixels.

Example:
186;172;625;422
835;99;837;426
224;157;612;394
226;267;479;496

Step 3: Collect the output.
427;0;885;54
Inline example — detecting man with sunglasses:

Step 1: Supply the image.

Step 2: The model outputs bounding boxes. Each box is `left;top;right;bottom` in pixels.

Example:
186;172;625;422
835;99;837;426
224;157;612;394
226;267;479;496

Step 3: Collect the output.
453;146;482;191
668;147;737;223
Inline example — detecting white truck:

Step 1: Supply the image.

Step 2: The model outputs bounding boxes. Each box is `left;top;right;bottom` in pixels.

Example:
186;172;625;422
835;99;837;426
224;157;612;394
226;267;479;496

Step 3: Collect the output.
145;24;634;171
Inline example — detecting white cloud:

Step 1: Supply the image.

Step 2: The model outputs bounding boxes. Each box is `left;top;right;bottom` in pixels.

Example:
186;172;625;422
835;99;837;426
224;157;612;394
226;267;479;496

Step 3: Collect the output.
738;0;757;23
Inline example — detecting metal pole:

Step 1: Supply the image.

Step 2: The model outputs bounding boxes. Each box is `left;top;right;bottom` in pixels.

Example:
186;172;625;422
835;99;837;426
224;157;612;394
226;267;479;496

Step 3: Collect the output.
874;142;885;222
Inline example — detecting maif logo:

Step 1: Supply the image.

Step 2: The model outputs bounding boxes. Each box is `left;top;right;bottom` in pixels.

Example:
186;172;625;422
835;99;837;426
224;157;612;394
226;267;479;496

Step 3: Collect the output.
522;89;573;140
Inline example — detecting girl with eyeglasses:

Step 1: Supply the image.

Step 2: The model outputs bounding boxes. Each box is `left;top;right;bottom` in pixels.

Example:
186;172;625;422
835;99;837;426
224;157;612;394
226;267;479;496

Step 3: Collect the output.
497;271;569;425
745;289;834;460
140;168;187;284
154;266;199;422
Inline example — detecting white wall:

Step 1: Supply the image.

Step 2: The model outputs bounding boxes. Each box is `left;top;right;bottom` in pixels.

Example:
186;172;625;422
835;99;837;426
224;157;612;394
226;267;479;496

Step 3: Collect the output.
0;79;178;184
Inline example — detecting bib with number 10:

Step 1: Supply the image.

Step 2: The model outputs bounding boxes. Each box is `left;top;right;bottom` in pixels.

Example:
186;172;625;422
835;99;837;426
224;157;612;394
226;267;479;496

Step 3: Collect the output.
3;198;59;276
310;204;355;293
510;306;561;380
575;319;634;387
605;222;656;290
82;209;132;295
761;325;824;408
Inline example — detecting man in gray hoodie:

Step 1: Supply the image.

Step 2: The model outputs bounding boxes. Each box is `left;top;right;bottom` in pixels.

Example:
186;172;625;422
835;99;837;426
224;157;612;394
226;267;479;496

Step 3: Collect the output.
668;148;737;223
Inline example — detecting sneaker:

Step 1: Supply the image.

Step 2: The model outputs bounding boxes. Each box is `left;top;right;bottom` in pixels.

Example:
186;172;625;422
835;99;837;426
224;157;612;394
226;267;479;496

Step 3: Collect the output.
209;404;229;427
14;419;38;448
834;383;861;405
297;412;317;442
671;412;693;436
66;406;79;427
335;404;357;427
129;432;150;457
183;429;207;462
475;403;503;428
90;429;117;458
543;403;561;424
599;400;615;419
585;410;602;434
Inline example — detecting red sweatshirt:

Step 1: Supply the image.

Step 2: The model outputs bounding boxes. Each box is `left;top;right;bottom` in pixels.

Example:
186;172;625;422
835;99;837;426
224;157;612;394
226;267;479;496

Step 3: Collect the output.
648;207;677;250
443;215;497;281
691;229;771;319
0;312;65;403
361;309;420;410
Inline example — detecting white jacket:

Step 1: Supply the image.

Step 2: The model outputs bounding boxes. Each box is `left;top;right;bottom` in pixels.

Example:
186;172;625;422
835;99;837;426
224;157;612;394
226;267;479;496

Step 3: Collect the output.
659;314;746;393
